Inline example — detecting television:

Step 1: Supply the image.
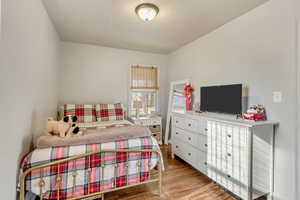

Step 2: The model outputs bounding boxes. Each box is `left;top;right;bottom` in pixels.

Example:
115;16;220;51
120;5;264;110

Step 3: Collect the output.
200;84;242;114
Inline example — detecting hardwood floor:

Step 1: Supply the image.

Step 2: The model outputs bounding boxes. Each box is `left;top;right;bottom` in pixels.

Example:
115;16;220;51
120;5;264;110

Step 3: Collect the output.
104;145;239;200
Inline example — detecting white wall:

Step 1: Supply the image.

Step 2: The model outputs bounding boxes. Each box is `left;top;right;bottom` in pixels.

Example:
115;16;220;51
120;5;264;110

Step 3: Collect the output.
0;0;60;199
296;0;300;198
59;42;169;119
168;0;297;199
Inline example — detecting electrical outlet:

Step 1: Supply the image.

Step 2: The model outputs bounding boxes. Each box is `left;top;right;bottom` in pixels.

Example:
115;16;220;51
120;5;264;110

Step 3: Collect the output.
273;91;282;103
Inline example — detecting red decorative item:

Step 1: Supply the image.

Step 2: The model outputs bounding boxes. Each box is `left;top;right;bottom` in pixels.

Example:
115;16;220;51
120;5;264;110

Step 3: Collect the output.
184;84;194;111
243;105;266;121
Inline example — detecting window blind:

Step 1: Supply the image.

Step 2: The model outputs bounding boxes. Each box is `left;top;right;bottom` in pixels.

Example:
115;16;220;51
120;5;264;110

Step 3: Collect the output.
130;66;159;90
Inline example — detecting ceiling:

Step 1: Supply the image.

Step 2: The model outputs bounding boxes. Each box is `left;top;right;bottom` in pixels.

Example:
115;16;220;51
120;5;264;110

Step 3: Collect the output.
42;0;267;54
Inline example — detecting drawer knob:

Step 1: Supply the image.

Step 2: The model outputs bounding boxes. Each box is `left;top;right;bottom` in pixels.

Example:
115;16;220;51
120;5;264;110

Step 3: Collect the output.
205;128;208;131
176;145;178;148
204;162;207;166
227;175;231;178
227;134;232;138
176;132;179;135
188;153;191;156
188;124;191;127
227;153;232;157
204;144;208;147
188;137;191;141
176;121;179;123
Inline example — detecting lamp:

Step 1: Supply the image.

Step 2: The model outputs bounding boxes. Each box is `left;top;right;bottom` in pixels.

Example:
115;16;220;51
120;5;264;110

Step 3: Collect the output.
135;3;159;21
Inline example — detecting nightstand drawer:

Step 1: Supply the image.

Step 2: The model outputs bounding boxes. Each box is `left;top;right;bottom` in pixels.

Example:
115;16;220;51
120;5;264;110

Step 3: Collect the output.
149;125;160;133
151;119;161;125
152;132;161;141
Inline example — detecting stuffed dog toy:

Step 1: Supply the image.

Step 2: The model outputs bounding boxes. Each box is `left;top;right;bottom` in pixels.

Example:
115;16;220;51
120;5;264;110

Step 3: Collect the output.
45;115;81;137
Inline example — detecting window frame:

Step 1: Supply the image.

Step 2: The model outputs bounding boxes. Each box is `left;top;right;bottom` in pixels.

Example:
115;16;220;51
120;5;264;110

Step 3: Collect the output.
128;65;160;118
128;89;159;118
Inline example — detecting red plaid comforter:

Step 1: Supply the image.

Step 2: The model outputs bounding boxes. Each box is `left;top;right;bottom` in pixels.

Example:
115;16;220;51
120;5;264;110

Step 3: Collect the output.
20;136;161;199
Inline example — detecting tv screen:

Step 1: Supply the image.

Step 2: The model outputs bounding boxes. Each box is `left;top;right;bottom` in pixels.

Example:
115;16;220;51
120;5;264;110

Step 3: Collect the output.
200;84;242;114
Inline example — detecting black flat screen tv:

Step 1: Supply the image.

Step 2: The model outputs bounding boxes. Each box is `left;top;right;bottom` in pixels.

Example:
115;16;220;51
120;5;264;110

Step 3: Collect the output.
200;84;242;114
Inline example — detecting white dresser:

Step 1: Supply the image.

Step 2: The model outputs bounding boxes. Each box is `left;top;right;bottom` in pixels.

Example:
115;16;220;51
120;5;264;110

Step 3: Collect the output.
171;111;278;200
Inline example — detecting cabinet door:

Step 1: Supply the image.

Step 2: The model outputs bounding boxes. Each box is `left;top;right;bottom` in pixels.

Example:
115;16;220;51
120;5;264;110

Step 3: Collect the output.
207;120;250;200
207;120;214;168
198;151;207;174
207;168;215;181
199;117;208;135
198;134;208;152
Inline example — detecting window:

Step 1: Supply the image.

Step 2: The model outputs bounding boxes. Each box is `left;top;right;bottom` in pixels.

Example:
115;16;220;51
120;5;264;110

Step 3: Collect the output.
129;66;159;117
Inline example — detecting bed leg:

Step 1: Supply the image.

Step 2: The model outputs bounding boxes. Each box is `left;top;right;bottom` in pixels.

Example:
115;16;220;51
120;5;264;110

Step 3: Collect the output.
158;161;162;197
101;193;105;200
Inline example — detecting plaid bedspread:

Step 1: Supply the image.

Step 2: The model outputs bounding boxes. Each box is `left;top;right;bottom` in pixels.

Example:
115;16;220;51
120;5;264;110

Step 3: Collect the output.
19;136;162;200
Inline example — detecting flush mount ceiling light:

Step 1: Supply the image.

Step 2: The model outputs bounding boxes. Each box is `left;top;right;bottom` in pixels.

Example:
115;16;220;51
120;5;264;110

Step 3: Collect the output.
135;3;159;21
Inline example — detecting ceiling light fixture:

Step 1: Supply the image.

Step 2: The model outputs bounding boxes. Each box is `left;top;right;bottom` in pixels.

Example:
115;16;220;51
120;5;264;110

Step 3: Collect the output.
135;3;159;21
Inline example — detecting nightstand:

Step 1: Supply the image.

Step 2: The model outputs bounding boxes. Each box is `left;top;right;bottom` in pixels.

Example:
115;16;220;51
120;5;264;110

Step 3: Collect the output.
129;116;163;144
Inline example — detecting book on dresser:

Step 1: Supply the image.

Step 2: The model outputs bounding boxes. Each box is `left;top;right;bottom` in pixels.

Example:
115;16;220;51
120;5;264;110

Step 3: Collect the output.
171;111;278;200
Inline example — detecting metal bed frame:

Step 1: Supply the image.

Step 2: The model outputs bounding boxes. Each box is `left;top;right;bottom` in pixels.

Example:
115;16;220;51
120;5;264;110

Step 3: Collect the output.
19;149;163;200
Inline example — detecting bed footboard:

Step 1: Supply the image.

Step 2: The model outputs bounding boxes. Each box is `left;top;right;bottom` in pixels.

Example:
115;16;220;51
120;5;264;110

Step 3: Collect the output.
19;149;163;200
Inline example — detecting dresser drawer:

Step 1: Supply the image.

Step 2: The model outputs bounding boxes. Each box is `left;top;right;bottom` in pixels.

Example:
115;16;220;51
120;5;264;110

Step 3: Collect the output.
173;116;185;128
174;127;207;152
183;144;199;168
172;140;185;159
173;127;186;142
184;118;198;132
184;131;199;148
173;139;202;169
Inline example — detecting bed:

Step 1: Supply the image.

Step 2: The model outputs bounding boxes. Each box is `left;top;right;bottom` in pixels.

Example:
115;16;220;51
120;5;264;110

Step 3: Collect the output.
18;104;163;200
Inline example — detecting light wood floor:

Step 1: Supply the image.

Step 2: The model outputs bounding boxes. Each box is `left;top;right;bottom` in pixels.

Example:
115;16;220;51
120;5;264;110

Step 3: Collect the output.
104;145;247;200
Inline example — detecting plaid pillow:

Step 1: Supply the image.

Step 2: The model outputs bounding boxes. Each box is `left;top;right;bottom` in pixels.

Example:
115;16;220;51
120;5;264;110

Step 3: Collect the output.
96;103;124;121
64;104;96;123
